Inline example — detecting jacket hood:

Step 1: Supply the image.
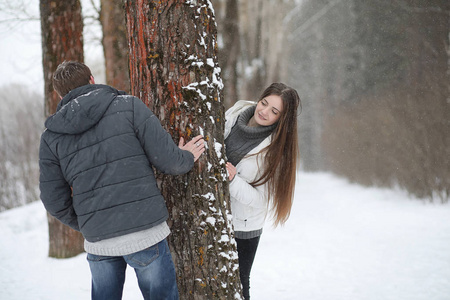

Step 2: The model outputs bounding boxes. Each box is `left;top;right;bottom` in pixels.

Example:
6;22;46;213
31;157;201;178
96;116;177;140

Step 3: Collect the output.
45;84;122;134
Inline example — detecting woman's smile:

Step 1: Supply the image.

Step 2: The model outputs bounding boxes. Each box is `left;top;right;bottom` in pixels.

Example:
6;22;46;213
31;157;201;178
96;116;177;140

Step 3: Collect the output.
251;95;283;126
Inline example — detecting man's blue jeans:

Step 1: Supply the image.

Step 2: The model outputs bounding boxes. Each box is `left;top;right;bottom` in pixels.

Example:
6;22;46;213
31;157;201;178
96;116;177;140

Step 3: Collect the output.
87;239;179;300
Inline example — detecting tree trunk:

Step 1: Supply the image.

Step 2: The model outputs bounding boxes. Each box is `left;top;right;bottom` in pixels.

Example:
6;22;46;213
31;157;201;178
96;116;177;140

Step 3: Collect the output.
295;0;450;201
124;0;242;298
100;0;131;92
212;0;240;109
40;0;85;258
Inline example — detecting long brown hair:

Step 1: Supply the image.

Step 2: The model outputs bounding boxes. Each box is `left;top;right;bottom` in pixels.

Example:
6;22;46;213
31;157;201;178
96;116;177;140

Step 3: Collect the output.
251;83;301;226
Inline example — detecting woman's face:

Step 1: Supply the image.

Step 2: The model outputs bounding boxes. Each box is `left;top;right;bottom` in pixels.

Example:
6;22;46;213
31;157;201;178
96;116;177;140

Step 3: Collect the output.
253;95;283;126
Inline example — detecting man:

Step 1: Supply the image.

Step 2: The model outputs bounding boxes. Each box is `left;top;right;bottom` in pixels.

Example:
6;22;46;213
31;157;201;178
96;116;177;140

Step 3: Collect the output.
39;61;205;300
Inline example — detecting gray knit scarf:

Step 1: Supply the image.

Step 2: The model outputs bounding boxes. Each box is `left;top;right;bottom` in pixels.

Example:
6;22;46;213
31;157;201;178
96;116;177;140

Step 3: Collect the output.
225;106;277;166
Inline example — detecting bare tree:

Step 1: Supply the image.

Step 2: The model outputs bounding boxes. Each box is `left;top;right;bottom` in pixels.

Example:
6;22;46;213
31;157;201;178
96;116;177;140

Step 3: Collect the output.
124;0;242;298
0;1;40;24
100;0;130;92
40;0;85;258
212;0;240;109
292;0;450;201
0;84;43;211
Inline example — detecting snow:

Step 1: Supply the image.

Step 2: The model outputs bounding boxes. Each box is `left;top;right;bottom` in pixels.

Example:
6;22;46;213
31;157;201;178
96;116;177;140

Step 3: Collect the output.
206;58;215;67
202;192;215;201
214;141;223;158
1;172;449;299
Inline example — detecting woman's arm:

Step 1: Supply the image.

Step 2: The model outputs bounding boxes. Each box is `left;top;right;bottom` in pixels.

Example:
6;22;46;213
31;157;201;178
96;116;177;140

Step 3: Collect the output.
229;174;268;208
227;160;269;208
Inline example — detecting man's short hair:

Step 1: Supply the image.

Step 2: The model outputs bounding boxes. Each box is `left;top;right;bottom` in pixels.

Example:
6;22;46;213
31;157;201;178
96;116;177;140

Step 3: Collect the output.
52;61;92;97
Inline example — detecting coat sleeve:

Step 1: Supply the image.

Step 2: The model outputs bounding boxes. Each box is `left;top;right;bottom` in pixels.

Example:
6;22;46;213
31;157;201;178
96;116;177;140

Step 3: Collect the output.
228;136;272;209
229;174;269;209
132;98;194;175
39;136;80;231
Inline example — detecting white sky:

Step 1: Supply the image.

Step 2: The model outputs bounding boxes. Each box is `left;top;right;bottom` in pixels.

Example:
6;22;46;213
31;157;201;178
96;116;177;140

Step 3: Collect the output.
0;2;43;93
0;0;104;96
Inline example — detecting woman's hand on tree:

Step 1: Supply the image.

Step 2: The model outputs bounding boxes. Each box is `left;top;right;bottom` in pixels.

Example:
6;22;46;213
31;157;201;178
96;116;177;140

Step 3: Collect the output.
226;162;237;181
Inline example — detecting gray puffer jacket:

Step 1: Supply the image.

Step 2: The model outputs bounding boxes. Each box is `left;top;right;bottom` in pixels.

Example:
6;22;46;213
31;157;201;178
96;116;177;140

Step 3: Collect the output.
39;84;194;242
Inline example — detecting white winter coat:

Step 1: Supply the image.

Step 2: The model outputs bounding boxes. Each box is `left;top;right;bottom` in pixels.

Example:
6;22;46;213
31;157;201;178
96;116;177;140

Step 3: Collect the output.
225;100;272;232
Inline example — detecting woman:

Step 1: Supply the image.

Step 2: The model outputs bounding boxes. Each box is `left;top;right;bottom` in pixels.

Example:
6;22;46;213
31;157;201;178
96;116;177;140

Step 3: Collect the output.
225;83;301;300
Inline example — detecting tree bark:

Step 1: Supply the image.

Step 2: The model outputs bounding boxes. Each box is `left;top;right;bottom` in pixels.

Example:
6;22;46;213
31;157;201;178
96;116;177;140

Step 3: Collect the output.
124;0;242;298
100;0;131;92
40;0;85;258
212;0;240;109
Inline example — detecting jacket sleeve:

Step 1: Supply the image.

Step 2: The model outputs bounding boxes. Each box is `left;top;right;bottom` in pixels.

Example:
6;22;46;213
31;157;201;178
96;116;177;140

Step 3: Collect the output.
229;174;269;209
132;98;194;175
39;136;80;231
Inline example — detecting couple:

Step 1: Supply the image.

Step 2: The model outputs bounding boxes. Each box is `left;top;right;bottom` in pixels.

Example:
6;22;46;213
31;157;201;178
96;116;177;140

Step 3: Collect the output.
39;61;300;300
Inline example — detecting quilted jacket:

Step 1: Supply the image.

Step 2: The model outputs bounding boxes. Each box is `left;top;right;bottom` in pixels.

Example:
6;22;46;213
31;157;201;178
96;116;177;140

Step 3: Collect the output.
39;84;194;242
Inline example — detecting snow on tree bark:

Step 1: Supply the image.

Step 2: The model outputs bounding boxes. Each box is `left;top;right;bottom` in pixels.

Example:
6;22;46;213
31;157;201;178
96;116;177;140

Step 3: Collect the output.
124;0;242;298
39;0;85;258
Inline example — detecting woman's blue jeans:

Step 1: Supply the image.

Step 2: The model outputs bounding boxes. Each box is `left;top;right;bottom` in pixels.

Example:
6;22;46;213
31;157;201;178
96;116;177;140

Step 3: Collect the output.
86;239;179;300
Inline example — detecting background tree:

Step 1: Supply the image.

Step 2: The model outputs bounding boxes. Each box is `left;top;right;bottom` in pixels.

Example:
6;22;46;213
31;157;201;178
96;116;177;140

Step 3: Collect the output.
0;1;49;212
99;0;130;92
124;0;242;298
285;0;450;201
39;0;85;258
211;0;240;109
0;85;42;212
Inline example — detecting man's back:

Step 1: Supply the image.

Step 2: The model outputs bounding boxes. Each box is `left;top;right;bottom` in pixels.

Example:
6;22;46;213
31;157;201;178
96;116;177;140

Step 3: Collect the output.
40;61;205;299
39;84;194;242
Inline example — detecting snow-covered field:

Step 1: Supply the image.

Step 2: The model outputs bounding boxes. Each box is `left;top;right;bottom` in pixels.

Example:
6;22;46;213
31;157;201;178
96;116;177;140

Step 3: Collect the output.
1;172;449;300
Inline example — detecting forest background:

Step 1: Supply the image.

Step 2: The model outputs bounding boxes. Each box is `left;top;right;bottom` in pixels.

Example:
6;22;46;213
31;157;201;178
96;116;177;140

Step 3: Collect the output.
0;0;448;213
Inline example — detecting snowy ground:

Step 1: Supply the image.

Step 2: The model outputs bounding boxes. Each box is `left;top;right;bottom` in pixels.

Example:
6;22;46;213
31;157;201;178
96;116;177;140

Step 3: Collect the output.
1;172;449;300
